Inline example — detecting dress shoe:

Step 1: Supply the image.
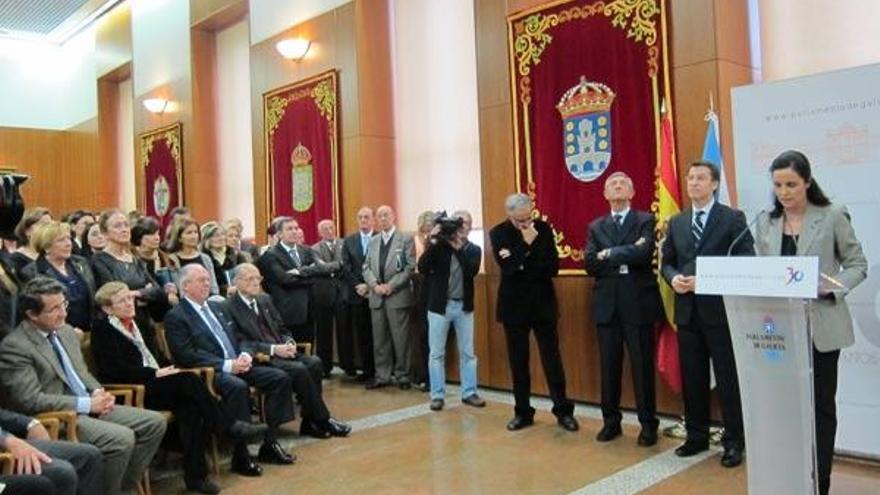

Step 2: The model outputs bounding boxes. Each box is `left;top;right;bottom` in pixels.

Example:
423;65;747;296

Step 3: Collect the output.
430;398;444;411
637;427;658;447
300;420;331;439
227;420;268;441
326;418;352;437
185;477;221;494
230;455;263;477
558;415;580;432
461;394;486;408
398;381;412;390
257;441;296;465
506;415;534;431
595;423;622;442
674;442;709;457
365;379;387;390
721;446;744;468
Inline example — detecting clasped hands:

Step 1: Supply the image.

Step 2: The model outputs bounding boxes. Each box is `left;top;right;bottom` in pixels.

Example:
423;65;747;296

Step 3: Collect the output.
89;388;116;417
373;283;392;296
230;353;254;374
671;274;696;294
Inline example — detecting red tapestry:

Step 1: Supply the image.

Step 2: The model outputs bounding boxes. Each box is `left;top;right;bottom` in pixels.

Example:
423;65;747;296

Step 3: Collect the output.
140;122;183;231
264;70;340;245
509;0;669;272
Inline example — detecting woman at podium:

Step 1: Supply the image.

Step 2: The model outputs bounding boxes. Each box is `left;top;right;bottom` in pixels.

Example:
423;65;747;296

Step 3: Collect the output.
753;150;868;495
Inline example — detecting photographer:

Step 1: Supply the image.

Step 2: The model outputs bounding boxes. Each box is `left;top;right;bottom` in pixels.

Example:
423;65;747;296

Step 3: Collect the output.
417;211;484;411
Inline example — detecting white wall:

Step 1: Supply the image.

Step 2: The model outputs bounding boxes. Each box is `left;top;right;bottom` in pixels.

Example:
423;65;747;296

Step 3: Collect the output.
215;19;256;237
248;0;351;45
757;0;880;81
0;27;97;129
117;78;136;210
131;0;190;95
391;0;483;230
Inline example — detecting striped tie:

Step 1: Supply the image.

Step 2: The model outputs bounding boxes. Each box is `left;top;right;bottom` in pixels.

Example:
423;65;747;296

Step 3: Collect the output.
692;210;706;245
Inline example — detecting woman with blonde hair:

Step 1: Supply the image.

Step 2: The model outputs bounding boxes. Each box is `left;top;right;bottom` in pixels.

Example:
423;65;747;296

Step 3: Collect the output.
20;221;96;332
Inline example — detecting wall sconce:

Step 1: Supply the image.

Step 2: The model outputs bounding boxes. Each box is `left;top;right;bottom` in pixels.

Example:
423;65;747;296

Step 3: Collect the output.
143;98;169;114
276;38;311;61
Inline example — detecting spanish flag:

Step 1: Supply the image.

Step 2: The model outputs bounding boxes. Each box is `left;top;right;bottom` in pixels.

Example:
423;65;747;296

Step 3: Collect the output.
655;99;682;394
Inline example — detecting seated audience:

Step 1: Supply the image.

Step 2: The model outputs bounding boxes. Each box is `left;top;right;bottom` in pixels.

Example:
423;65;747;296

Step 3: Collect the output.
201;222;248;297
167;219;220;297
83;224;106;259
9;208;52;274
129;216;173;285
0;277;166;495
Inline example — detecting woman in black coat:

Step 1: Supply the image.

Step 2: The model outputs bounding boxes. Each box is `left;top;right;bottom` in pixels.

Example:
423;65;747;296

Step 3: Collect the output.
91;281;265;493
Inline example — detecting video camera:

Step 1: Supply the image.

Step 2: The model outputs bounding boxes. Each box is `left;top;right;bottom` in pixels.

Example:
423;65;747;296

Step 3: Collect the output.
432;211;464;243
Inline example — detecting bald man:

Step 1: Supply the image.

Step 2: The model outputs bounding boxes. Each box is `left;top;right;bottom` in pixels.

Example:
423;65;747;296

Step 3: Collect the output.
362;206;416;389
311;220;348;378
340;207;377;381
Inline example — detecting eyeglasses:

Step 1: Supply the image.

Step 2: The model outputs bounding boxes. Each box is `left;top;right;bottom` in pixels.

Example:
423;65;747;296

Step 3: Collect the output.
44;300;69;315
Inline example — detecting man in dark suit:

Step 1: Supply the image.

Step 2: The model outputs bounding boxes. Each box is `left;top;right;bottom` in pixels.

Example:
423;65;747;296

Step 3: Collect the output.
0;407;103;495
340;207;376;381
165;264;296;476
585;171;660;446
258;217;322;344
225;263;351;439
310;219;348;377
660;160;755;468
489;193;579;432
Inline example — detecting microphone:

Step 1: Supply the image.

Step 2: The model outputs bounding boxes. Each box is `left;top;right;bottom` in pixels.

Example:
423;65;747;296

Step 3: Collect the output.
727;209;766;256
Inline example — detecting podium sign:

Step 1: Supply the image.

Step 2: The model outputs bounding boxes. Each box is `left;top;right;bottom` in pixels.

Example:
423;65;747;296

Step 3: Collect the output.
696;256;819;298
697;256;819;495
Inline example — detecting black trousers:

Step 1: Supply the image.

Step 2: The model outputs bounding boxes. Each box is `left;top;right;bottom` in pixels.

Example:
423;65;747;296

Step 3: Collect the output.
145;372;233;480
813;347;840;495
270;355;330;421
348;300;375;378
597;318;658;428
503;321;574;418
314;298;349;375
0;475;56;495
677;311;744;448
214;366;294;447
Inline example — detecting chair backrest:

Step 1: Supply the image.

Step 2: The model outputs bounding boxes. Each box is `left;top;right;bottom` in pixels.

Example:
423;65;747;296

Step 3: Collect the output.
80;332;97;375
154;323;173;362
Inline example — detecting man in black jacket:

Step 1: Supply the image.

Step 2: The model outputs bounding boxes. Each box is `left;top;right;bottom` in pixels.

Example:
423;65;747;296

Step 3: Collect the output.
585;172;660;446
418;210;484;411
489;193;578;432
225;263;351;439
661;160;755;468
339;207;376;381
0;407;103;495
310;219;348;377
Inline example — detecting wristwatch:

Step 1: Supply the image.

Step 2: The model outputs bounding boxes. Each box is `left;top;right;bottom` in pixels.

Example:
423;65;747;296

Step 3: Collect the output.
26;419;41;431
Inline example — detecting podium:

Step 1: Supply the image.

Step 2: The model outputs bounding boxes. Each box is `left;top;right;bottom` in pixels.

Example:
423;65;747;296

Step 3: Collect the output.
696;256;820;495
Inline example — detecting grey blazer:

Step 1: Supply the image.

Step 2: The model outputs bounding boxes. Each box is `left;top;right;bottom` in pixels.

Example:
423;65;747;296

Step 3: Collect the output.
0;320;102;415
362;230;416;310
754;203;868;352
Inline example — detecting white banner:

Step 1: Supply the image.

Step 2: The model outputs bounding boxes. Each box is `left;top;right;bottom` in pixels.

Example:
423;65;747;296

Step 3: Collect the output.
732;63;880;458
696;256;819;299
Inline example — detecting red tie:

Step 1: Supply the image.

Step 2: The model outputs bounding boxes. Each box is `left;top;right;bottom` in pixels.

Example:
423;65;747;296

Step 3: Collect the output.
121;318;136;336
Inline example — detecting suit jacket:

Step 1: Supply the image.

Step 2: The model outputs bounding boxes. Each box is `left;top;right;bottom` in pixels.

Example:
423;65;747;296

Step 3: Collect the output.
341;231;373;304
754;203;867;351
224;293;292;356
164;298;243;371
259;243;322;327
660;202;755;326
489;219;559;327
362;230;416;309
0;407;33;442
90;315;163;385
311;238;347;307
585;209;661;325
0;320;102;415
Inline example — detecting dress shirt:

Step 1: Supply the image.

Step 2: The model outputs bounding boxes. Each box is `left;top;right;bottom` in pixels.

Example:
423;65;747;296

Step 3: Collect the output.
184;297;246;373
691;197;716;226
381;227;396;245
43;331;91;413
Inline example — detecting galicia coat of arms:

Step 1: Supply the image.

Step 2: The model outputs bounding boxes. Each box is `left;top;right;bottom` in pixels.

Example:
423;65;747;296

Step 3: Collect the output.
152;175;171;217
291;142;314;213
556;77;616;182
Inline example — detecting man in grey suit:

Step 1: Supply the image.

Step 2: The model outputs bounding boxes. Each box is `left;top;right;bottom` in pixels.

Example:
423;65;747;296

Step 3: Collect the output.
311;219;349;377
1;407;103;495
0;277;166;495
362;205;416;389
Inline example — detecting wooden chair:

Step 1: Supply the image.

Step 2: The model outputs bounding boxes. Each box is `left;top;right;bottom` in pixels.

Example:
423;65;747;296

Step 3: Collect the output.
0;416;64;475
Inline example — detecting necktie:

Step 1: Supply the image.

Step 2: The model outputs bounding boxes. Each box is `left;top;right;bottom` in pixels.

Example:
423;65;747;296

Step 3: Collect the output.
250;299;259;315
49;332;89;397
361;235;369;256
289;247;301;267
201;305;235;358
613;213;623;228
693;210;706;245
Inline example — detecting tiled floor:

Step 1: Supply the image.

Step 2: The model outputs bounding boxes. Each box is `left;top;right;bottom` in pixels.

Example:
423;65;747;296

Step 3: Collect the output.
152;377;880;494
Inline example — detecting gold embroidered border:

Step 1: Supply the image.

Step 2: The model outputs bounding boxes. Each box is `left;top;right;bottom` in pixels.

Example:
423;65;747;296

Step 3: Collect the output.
137;122;184;212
